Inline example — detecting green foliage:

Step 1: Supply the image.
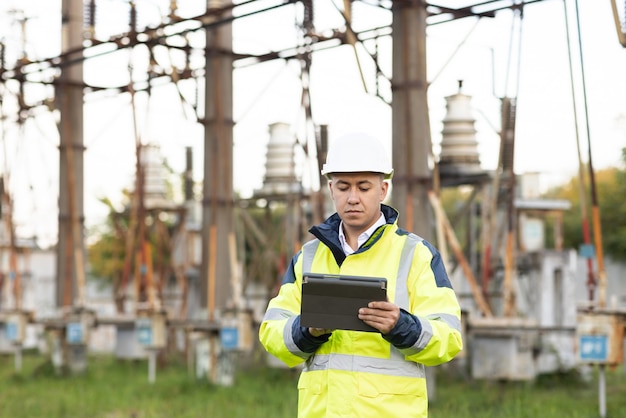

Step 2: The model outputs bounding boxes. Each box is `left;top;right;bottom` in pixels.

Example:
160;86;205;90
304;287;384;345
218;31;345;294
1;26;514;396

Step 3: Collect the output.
86;196;129;285
544;148;626;261
599;149;626;259
86;193;176;294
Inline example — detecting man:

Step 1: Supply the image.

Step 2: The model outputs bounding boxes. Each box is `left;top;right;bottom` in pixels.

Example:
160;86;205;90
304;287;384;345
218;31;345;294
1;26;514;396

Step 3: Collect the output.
259;133;463;417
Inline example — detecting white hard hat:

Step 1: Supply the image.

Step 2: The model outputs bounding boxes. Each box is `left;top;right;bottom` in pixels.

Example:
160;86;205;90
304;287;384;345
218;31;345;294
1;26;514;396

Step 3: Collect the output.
321;133;394;179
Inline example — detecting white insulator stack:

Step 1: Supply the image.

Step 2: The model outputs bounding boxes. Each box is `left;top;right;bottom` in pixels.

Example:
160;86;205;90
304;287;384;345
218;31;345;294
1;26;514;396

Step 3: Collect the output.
257;122;299;196
141;143;170;208
438;86;482;175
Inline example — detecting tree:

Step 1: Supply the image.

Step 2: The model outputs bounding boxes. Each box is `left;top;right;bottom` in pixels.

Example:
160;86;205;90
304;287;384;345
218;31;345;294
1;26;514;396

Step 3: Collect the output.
87;192;177;313
597;148;626;259
544;148;626;261
87;196;129;312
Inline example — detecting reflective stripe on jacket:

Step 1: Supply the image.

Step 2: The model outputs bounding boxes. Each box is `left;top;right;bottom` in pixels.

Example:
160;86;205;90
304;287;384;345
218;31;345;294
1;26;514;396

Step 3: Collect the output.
259;204;463;418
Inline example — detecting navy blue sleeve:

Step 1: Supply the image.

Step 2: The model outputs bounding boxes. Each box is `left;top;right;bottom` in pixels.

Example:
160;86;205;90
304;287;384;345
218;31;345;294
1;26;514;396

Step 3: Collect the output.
281;251;302;285
422;240;453;289
291;315;331;353
382;309;422;349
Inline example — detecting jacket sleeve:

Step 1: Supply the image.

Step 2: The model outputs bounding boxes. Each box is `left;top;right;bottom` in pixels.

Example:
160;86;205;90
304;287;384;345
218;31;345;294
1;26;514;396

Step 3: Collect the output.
258;252;329;368
385;240;464;366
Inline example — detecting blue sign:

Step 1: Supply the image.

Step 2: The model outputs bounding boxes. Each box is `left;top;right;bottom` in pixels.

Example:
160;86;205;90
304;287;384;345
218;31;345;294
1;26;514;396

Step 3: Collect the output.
579;244;595;259
136;319;153;345
66;323;83;344
221;327;239;350
6;322;18;341
579;335;608;361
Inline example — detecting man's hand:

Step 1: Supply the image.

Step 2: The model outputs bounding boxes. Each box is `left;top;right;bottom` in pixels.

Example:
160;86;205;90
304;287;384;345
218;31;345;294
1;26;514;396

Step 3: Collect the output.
308;328;333;337
358;301;400;334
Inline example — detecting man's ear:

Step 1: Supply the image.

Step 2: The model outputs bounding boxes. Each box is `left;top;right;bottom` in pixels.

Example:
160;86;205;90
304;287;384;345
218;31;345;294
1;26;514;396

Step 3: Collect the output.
328;180;334;198
380;181;389;202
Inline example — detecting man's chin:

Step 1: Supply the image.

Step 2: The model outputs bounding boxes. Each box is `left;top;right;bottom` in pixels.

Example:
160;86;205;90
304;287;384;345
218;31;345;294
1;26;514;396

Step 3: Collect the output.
343;213;362;222
343;218;365;230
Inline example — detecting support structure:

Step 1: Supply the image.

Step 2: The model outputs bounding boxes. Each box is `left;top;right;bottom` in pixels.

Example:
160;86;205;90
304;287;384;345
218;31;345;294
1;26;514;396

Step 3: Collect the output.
0;0;572;384
0;0;549;317
56;0;86;309
391;2;432;239
201;1;235;320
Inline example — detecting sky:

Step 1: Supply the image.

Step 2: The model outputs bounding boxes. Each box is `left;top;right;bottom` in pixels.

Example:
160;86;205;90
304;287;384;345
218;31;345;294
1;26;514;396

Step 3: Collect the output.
0;0;625;249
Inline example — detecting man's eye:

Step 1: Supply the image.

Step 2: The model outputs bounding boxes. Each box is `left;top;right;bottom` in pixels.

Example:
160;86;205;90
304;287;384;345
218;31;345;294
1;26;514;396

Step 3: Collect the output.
360;188;370;192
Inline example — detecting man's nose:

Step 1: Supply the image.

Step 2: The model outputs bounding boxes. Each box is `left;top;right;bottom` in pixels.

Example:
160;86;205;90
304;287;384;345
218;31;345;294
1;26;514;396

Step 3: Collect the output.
347;188;359;202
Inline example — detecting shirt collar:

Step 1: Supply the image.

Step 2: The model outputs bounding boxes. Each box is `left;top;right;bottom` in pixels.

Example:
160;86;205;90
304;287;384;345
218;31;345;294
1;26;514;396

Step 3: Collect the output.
338;212;386;255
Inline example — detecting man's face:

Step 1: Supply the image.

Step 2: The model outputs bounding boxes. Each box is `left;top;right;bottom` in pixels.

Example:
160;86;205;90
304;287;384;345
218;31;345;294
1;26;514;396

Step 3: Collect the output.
329;172;389;234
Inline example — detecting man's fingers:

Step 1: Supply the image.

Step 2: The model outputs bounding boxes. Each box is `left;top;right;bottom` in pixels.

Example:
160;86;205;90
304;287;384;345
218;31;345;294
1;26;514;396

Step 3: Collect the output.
367;301;395;310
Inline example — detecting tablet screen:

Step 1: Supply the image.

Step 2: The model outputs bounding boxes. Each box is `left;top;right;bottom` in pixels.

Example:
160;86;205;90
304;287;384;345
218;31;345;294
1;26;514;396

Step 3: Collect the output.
300;273;387;332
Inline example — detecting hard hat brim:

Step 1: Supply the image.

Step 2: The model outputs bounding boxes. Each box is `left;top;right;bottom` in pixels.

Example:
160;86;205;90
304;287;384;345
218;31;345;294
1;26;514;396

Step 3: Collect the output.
321;169;394;181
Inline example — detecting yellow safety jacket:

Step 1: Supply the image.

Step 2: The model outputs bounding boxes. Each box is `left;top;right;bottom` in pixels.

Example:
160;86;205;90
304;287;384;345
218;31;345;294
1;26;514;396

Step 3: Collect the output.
259;205;463;418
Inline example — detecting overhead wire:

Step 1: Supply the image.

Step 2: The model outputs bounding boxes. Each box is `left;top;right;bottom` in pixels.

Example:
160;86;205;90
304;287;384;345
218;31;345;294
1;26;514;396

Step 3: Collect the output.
11;0;298;80
118;45;149;304
0;10;60;251
429;17;482;86
482;4;524;315
234;61;290;123
292;4;316;180
332;0;368;94
0;78;10;301
562;0;595;302
332;0;395;104
160;37;198;121
20;117;58;246
573;0;607;308
84;95;134;149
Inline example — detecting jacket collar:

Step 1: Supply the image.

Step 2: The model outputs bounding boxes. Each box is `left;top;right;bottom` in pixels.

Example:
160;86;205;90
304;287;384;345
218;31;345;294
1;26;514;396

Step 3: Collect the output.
308;204;399;266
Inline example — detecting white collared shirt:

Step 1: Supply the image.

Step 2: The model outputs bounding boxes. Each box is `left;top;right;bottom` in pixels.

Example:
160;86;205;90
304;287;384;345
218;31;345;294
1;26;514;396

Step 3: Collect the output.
338;212;386;255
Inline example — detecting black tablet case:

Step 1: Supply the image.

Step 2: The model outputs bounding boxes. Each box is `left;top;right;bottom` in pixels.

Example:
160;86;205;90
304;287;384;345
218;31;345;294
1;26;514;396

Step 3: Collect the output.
300;273;387;332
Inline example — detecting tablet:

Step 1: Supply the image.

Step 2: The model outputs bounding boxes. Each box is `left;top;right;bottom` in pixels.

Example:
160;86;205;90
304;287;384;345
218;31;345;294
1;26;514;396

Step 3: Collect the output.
300;272;388;332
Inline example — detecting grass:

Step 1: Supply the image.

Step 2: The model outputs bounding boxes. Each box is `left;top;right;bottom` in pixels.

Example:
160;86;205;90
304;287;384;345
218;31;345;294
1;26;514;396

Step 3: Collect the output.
0;350;298;418
1;350;625;418
430;366;626;418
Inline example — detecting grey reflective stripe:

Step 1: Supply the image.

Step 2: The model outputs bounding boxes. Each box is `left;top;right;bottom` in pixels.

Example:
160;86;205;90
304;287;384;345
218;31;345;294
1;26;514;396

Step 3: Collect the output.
301;239;320;274
402;318;433;355
284;315;310;360
395;233;463;356
263;308;310;360
400;313;462;356
394;233;423;311
433;312;462;332
263;307;295;322
304;353;425;378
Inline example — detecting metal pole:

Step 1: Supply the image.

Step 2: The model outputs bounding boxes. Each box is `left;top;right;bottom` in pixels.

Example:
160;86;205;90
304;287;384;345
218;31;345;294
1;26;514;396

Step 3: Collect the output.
14;344;22;373
390;1;432;239
148;349;157;384
598;365;606;418
56;0;85;308
201;0;234;318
